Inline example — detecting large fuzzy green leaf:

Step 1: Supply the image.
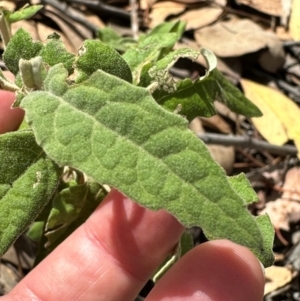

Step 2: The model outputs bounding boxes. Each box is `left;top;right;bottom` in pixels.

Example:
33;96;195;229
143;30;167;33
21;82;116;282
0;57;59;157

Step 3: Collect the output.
20;64;274;266
0;131;61;255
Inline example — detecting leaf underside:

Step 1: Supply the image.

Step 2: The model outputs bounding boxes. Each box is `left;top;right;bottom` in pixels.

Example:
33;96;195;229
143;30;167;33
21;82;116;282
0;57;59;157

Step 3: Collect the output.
20;64;273;266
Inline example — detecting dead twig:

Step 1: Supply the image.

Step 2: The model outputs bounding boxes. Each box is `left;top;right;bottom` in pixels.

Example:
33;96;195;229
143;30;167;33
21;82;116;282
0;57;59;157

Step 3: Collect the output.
41;0;99;33
66;0;131;20
197;133;298;156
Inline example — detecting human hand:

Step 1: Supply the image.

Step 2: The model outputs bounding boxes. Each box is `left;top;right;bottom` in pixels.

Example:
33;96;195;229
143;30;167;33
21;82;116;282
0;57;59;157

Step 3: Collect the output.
0;81;265;301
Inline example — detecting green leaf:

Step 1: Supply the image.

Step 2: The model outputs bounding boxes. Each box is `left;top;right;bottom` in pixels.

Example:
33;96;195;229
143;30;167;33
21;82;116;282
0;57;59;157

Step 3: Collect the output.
148;20;186;39
158;69;262;120
39;36;75;73
27;221;44;243
7;5;43;23
122;33;178;84
157;77;217;121
139;48;200;89
45;183;89;240
0;131;61;255
34;181;106;264
228;173;258;205
255;215;274;266
19;56;44;90
3;28;43;75
21;64;274;266
213;69;262;117
75;40;132;83
97;27;135;52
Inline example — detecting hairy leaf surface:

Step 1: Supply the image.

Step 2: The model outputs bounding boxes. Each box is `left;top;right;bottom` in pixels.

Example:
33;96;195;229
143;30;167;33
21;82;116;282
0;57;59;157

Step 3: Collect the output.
0;131;61;255
3;28;43;75
21;64;273;266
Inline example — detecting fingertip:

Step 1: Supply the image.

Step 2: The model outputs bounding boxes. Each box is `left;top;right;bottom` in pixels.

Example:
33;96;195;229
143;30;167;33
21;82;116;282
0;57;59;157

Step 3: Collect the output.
0;72;24;134
147;240;265;301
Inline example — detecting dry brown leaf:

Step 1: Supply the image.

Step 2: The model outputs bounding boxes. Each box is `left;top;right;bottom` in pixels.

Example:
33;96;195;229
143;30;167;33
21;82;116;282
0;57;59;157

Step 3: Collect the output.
149;1;185;28
276;26;292;40
195;17;283;58
174;6;223;30
240;79;300;155
0;1;15;10
235;0;282;16
200;115;232;134
260;198;300;231
140;0;157;9
289;0;300;41
282;167;300;201
84;14;105;30
264;266;295;295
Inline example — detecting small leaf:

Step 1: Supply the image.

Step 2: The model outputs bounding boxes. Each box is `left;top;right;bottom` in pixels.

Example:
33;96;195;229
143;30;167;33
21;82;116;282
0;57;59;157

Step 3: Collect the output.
3;28;43;75
19;56;44;90
45;183;89;235
34;181;106;264
0;131;61;255
75;40;132;83
21;64;274;266
8;5;43;23
122;33;178;84
148;20;186;39
39;37;75;73
97;27;135;52
140;47;199;90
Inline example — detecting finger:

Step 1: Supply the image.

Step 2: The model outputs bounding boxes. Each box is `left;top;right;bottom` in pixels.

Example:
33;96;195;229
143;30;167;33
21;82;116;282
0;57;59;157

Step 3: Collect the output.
5;189;184;301
0;72;24;134
146;240;265;301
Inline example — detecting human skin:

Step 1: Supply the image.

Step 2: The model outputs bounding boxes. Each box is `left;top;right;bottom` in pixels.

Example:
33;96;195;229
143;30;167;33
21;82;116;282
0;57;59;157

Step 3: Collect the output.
0;76;265;301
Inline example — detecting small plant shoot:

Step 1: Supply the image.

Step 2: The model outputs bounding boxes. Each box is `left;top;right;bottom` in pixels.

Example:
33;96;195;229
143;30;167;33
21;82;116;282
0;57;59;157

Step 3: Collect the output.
0;7;274;270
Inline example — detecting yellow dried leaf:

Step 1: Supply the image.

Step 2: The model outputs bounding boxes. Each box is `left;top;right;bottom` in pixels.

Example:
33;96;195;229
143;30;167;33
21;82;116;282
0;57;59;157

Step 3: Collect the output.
264;266;295;295
240;79;288;146
241;79;300;155
235;0;282;16
289;0;300;41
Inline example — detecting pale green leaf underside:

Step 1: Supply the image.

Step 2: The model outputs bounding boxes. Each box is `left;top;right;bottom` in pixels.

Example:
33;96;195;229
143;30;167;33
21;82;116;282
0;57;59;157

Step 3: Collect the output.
0;131;61;255
21;64;273;266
